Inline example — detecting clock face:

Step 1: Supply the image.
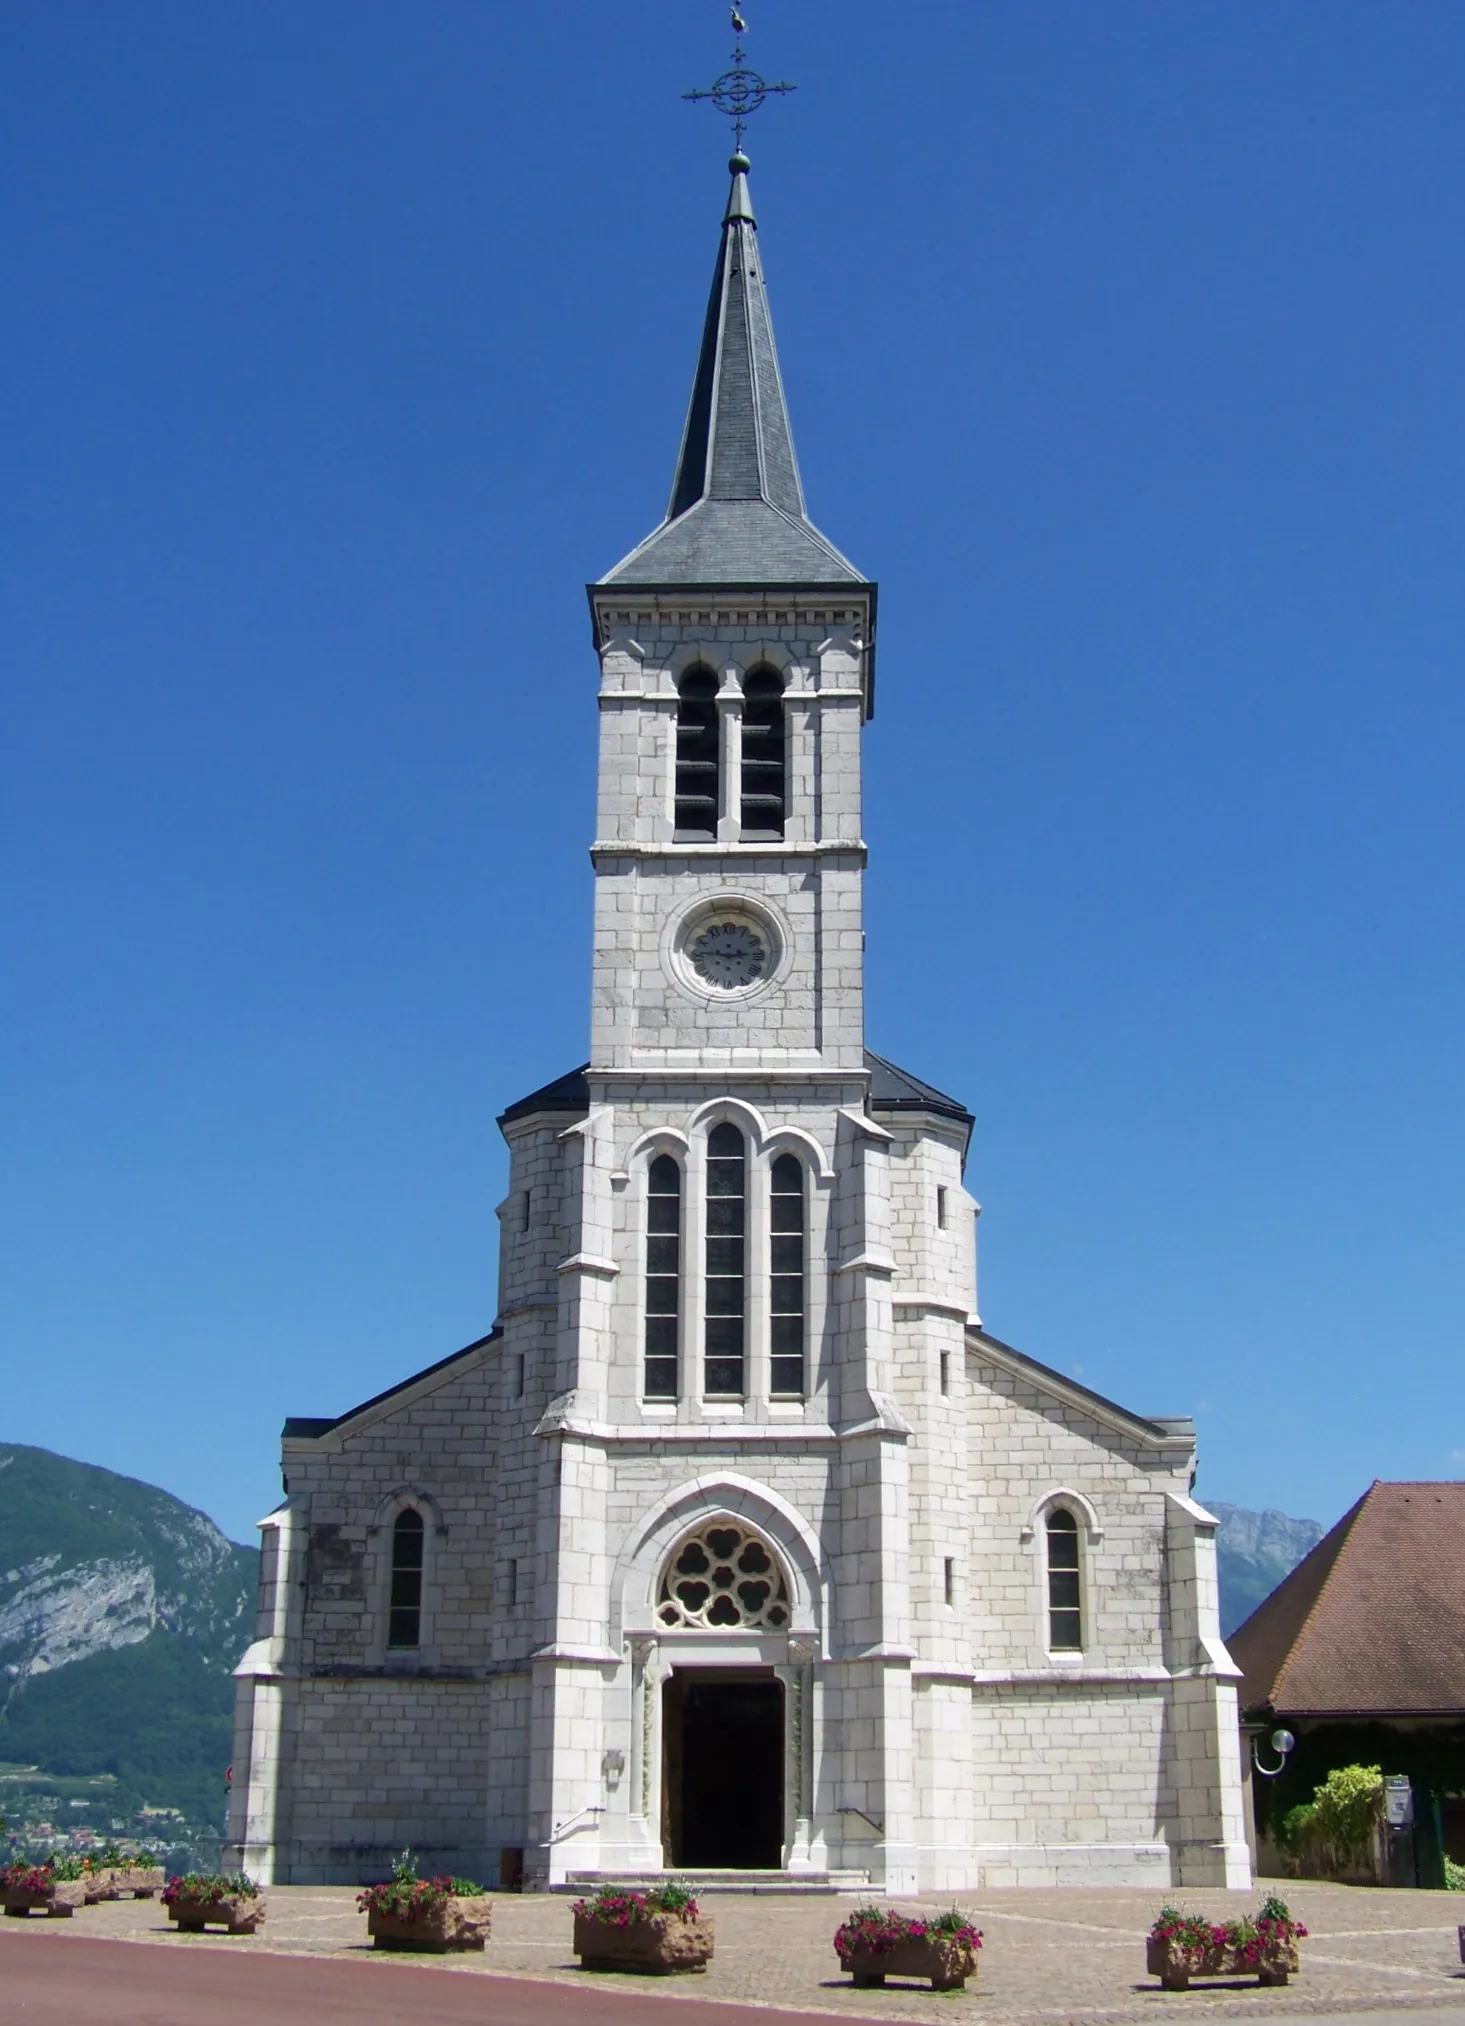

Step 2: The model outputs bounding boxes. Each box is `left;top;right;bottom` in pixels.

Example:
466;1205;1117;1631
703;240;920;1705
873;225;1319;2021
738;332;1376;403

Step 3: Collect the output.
689;920;768;990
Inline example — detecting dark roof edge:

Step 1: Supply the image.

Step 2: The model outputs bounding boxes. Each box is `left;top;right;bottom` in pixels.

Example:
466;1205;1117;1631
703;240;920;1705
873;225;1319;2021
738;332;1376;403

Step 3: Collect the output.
966;1325;1176;1443
282;1328;502;1441
864;1049;973;1122
1245;1703;1465;1721
497;1064;592;1128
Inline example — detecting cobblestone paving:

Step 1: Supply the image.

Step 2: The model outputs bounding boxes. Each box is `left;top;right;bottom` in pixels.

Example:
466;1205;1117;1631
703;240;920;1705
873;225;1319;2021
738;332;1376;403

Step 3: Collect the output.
5;1882;1464;2023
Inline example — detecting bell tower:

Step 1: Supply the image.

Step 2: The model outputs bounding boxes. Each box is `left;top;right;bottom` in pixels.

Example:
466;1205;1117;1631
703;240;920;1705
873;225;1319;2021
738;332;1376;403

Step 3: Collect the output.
586;154;876;1080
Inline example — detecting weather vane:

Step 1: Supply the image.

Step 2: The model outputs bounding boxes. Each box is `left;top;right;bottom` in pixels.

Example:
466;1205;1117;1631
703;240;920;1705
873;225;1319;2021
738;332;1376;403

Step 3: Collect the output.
683;6;797;157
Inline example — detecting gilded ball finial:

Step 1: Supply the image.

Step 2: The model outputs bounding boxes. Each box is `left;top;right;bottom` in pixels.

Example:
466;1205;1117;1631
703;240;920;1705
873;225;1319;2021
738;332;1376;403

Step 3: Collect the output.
729;151;751;174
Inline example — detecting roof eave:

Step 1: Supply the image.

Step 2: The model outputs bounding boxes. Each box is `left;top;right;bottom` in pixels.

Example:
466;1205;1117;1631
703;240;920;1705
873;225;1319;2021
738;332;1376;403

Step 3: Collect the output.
967;1325;1185;1449
281;1328;502;1442
586;578;877;718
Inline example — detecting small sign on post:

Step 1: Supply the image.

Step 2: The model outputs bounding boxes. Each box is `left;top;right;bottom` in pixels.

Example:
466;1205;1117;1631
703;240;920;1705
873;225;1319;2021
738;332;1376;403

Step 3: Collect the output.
1384;1775;1414;1829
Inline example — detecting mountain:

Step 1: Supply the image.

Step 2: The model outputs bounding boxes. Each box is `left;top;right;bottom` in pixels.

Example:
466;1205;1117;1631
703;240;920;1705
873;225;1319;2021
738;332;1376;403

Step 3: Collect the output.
0;1444;258;1829
1210;1501;1325;1639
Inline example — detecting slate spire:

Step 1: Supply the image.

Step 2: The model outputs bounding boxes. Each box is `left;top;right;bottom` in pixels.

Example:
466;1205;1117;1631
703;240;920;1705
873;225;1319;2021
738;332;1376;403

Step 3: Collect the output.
599;156;865;587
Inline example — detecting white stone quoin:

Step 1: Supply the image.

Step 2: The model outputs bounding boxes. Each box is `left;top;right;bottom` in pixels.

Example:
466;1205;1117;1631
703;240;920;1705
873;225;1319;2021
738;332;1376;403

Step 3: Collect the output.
225;155;1249;1895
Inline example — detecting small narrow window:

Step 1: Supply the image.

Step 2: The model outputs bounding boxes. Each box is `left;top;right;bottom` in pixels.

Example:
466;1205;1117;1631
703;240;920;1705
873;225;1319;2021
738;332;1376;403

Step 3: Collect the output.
769;1152;806;1397
514;1352;526;1399
520;1188;532;1232
704;1123;746;1396
944;1557;955;1607
645;1154;681;1400
936;1185;948;1229
939;1349;950;1396
1046;1508;1082;1651
505;1558;518;1609
388;1509;424;1649
740;666;786;838
675;666;720;838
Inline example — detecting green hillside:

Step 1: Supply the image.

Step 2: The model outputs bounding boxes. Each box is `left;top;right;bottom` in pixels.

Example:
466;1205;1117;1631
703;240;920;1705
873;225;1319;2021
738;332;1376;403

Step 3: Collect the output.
0;1443;259;1832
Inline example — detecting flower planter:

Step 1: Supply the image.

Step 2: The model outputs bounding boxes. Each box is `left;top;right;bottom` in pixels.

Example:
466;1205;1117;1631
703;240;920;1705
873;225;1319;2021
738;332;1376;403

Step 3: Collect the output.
1146;1934;1300;1991
834;1909;984;1993
573;1908;715;1974
839;1934;978;1991
166;1891;266;1935
2;1879;87;1919
366;1896;492;1952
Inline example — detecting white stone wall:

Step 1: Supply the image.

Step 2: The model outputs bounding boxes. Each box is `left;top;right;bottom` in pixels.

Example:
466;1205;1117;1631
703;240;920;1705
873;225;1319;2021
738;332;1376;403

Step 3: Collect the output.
227;587;1247;1895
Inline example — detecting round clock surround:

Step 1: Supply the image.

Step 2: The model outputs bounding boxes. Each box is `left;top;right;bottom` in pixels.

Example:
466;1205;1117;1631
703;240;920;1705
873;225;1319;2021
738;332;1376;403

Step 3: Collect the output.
665;894;788;1002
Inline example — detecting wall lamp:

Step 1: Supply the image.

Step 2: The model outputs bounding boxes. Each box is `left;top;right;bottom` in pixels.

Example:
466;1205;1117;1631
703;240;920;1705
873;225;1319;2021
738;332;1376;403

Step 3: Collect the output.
1252;1728;1295;1778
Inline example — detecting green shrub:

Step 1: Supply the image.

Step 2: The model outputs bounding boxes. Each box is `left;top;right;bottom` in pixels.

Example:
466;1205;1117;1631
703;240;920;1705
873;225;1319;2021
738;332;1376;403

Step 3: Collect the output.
1308;1764;1383;1861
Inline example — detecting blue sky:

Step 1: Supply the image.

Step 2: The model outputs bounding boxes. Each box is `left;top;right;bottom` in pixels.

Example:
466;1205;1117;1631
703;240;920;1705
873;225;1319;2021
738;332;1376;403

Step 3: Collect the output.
5;1;1463;1547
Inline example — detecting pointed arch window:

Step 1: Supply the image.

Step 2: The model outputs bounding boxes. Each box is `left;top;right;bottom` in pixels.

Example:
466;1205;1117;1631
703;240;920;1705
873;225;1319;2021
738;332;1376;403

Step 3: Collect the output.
1046;1508;1082;1651
644;1154;682;1400
769;1152;806;1397
675;666;720;838
740;665;786;838
704;1122;746;1396
388;1508;425;1649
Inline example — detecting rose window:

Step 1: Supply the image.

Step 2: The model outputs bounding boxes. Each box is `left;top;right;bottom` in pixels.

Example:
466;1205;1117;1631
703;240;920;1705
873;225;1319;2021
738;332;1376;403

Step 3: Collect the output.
656;1522;791;1631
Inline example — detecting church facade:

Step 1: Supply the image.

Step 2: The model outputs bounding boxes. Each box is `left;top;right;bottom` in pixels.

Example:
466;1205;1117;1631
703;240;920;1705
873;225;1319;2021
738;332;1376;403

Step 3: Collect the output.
225;155;1249;1894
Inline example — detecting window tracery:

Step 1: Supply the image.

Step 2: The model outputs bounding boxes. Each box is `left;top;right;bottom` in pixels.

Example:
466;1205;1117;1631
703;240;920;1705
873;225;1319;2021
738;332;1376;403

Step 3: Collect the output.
656;1521;791;1631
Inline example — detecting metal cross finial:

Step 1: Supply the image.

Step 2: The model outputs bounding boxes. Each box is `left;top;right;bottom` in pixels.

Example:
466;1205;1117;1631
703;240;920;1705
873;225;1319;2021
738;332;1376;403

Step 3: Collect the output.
683;6;797;157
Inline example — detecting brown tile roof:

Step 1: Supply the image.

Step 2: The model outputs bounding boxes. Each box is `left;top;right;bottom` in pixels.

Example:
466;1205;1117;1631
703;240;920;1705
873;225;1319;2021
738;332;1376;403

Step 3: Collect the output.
1229;1480;1465;1718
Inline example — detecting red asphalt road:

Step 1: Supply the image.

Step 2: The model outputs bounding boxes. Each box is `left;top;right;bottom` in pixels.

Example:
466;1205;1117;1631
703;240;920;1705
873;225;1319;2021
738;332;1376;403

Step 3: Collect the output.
0;1931;836;2026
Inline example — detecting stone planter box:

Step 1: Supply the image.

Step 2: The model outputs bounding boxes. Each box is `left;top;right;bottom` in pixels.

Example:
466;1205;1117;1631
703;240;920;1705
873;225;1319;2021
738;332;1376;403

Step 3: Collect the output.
1146;1935;1299;1991
83;1864;165;1903
166;1891;266;1935
2;1879;88;1918
366;1895;492;1952
839;1935;979;1991
573;1908;715;1974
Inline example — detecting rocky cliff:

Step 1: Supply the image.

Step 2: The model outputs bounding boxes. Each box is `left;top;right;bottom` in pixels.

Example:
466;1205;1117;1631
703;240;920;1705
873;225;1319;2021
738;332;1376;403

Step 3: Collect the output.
1210;1501;1324;1638
0;1443;258;1827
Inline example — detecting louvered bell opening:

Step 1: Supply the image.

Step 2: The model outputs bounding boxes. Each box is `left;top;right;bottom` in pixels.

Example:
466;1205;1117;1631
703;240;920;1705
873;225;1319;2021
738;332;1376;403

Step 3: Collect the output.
675;666;720;839
740;666;785;839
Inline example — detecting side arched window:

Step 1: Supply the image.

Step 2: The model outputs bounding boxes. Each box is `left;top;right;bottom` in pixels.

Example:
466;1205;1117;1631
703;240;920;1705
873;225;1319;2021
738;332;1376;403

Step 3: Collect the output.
704;1122;746;1397
388;1508;425;1649
675;666;720;838
644;1154;681;1400
740;666;786;838
1046;1508;1082;1651
769;1153;805;1397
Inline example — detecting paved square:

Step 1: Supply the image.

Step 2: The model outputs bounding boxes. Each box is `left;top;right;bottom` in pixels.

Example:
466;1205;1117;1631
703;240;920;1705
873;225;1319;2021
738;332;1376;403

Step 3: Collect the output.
3;1882;1465;2022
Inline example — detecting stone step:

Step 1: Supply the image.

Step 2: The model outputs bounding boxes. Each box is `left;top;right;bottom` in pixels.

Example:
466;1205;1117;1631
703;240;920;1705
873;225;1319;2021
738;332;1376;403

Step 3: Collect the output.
558;1868;871;1896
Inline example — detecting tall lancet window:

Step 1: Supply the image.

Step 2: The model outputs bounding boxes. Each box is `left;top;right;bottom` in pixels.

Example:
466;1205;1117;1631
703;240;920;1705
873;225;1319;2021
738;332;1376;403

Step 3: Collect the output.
644;1155;682;1400
388;1508;425;1649
1046;1508;1082;1651
675;666;720;838
704;1123;746;1396
739;666;786;838
769;1153;806;1397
